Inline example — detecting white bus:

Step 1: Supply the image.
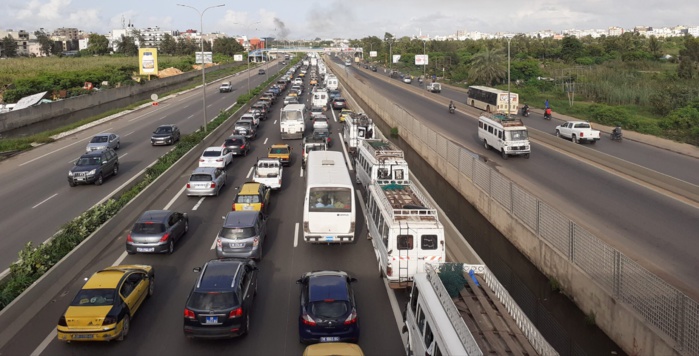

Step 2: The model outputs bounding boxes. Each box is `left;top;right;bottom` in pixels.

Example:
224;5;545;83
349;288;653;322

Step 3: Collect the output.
355;139;410;188
343;113;375;155
478;113;530;159
303;151;356;243
467;85;519;115
365;182;445;288
280;104;305;139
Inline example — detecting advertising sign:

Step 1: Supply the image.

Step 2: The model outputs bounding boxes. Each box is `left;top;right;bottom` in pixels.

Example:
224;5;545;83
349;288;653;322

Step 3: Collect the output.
195;52;213;64
233;54;244;62
369;51;377;58
415;54;429;66
139;48;159;76
392;55;401;63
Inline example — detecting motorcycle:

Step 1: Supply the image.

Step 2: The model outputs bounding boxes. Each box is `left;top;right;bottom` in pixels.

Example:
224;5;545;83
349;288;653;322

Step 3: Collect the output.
611;128;623;142
448;105;455;114
521;107;530;117
543;112;552;120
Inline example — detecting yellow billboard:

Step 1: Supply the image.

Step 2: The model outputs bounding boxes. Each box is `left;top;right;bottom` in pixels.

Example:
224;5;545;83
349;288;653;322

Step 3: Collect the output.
138;48;159;76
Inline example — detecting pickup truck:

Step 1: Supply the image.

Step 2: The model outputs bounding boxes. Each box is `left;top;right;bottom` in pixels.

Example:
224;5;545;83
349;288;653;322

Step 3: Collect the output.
219;82;233;93
426;82;441;93
555;121;601;144
252;158;283;190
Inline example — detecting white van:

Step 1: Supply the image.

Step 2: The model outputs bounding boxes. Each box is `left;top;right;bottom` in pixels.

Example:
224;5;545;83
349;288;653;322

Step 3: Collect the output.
325;76;339;91
478;113;530;159
311;88;329;110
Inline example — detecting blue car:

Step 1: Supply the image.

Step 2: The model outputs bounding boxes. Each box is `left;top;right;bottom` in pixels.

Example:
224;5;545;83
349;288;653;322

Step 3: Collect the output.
297;271;359;344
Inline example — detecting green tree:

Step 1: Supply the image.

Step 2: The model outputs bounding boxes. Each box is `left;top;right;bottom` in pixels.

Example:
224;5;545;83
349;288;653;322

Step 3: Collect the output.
2;35;18;57
560;36;583;62
212;37;244;57
34;32;53;56
467;48;505;86
647;36;662;59
115;35;138;56
677;56;695;79
159;33;177;55
86;34;109;55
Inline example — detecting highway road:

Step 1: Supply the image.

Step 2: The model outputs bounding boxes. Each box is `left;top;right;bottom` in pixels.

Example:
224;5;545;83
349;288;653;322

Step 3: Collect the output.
0;61;284;271
1;64;404;356
341;60;699;298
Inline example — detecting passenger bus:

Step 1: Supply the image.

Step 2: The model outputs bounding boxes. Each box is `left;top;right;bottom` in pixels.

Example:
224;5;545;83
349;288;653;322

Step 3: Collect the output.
466;85;518;115
303;151;356;243
364;181;445;288
355;139;409;189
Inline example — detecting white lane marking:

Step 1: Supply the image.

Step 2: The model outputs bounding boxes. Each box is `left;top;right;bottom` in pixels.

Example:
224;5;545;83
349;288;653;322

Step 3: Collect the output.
67;157;77;164
263;137;268;145
340;133;353;171
157;116;166;121
30;329;56;356
192;197;205;211
331;109;338;122
207;104;214;108
129;110;155;121
246;165;254;179
20;137;91;166
226;103;236;111
300;166;304;178
274;120;277;125
294;222;299;247
188;114;194;119
123;130;136;137
164;184;187;210
112;251;128;266
32;193;58;209
119;153;129;159
210;233;219;250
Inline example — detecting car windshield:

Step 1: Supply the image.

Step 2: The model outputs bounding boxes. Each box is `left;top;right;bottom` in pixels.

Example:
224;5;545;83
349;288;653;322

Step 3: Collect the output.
236;195;260;204
76;157;102;166
71;288;116;306
507;130;529;140
313;130;329;139
190;174;213;182
203;150;222;157
187;291;239;310
309;300;350;319
90;136;109;143
155;126;172;134
226;138;243;146
236;122;251;128
309;187;352;212
219;226;256;240
269;147;289;154
132;223;166;234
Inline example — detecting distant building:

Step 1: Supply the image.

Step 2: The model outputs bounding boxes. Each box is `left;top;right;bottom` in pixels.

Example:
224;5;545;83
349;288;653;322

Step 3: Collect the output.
689;26;699;37
52;27;80;40
0;29;32;56
608;26;624;36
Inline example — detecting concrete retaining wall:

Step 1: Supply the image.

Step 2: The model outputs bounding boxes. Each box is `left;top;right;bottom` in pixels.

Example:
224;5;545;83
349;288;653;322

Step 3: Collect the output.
331;61;681;355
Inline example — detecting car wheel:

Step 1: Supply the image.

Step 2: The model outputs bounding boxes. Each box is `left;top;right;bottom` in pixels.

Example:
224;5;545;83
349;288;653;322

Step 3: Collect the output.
572;135;579;144
113;163;119;176
483;139;489;150
94;174;103;186
116;142;121;150
590;140;596;145
524;153;531;159
167;239;174;254
244;149;248;157
118;315;130;341
242;313;250;336
501;150;509;160
147;275;155;297
127;250;136;255
555;130;561;137
184;220;189;233
69;180;76;187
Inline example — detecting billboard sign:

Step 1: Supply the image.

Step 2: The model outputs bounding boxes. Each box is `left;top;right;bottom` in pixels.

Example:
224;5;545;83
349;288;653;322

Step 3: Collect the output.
392;55;401;63
233;54;244;62
369;51;377;58
139;48;159;76
415;54;429;66
195;52;213;64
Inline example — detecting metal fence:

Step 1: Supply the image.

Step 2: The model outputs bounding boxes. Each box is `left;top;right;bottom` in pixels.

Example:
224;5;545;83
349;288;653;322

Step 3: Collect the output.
335;65;698;355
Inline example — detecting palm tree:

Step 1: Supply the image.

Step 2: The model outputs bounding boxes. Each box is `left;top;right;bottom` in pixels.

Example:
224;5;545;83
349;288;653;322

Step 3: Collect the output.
468;48;506;86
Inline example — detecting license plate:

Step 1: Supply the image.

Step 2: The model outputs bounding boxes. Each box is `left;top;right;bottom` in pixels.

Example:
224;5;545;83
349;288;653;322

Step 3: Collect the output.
320;336;340;342
72;334;94;339
204;316;218;324
229;243;245;248
243;206;254;211
76;178;86;181
137;247;155;252
325;236;334;242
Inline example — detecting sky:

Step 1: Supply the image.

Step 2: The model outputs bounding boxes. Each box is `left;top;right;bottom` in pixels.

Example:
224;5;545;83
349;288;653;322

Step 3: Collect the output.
1;0;698;40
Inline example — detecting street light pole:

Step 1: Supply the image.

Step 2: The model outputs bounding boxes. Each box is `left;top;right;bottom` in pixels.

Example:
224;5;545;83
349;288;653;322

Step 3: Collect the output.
505;34;514;117
177;3;225;133
422;40;426;80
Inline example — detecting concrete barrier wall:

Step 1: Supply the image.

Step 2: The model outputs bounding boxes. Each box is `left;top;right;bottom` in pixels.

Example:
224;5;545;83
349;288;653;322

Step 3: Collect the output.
330;62;685;355
0;63;238;137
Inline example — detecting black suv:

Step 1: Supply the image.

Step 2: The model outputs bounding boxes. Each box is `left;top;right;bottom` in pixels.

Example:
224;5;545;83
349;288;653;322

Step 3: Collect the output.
183;258;258;339
151;124;181;146
68;148;119;186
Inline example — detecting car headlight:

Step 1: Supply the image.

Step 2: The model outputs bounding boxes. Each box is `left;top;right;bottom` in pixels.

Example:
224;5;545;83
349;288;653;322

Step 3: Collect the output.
68;170;74;176
88;169;96;176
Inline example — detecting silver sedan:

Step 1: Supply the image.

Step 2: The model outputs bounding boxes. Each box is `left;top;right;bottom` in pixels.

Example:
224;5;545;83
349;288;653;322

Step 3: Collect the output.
86;133;120;152
186;167;227;196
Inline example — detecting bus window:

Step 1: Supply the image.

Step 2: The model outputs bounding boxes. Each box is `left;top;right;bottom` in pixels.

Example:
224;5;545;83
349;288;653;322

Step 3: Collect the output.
382;221;389;247
421;235;438;250
394;169;404;180
410;286;420;313
378;168;389;179
398;235;414;250
416;305;425;333
424;321;435;352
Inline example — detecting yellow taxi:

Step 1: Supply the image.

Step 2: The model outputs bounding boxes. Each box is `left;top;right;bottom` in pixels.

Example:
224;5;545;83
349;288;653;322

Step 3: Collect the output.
339;109;354;123
232;182;271;214
310;77;318;85
303;343;365;356
268;143;292;166
298;71;306;78
57;265;154;342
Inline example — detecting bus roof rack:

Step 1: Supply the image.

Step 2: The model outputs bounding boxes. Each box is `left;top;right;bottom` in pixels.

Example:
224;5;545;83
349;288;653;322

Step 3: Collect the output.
480;112;524;127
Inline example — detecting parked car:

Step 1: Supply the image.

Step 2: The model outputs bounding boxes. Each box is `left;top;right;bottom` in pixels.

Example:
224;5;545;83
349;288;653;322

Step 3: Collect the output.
86;133;120;152
232;182;271;214
151;124;181;146
331;98;347;110
199;147;233;168
68;148;119;187
219;81;233;93
312;115;330;131
57;265;155;342
183;258;258;339
125;210;188;254
215;211;268;260
223;135;250;156
186;167;226;197
297;270;359;344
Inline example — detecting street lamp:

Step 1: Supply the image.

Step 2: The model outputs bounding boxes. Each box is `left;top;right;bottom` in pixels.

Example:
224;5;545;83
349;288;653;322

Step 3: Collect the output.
422;40;427;81
235;21;261;94
504;34;515;116
177;3;225;133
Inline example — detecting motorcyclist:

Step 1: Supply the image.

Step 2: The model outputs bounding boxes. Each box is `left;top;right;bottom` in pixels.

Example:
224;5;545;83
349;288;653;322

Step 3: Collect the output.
522;104;530;115
612;124;622;139
449;100;455;111
544;107;552;119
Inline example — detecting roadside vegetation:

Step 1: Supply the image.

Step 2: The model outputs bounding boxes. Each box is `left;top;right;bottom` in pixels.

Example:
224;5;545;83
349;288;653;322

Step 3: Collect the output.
351;33;699;145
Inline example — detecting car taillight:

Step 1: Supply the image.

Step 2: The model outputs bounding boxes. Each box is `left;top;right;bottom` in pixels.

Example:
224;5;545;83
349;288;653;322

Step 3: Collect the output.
580;132;585;137
260;203;264;210
126;233;133;242
186;183;191;188
58;315;67;326
344;308;357;325
387;265;393;276
210;182;216;188
301;313;316;326
232;204;236;211
229;307;243;318
216;238;222;249
200;159;205;162
240;145;245;149
184;308;196;319
216;158;223;162
159;233;170;242
253;237;259;247
102;316;117;325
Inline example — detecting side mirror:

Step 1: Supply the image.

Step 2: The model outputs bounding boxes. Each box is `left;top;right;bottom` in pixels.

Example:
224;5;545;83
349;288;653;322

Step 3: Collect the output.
102;161;108;165
350;277;358;283
193;267;202;273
